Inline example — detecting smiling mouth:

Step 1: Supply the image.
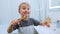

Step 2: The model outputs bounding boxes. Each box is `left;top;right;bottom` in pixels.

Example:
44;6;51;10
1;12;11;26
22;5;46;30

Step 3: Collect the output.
24;11;30;14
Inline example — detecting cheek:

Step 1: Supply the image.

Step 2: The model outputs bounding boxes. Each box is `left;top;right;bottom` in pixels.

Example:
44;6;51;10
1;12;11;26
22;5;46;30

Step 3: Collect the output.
19;9;24;13
27;11;30;14
28;12;30;14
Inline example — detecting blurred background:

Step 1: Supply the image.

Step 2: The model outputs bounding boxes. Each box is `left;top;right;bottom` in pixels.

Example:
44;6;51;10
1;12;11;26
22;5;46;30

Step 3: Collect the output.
0;0;60;34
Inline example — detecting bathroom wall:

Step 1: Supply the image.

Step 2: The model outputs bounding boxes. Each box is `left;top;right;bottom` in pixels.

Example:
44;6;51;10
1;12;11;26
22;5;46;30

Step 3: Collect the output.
0;0;11;24
46;0;60;23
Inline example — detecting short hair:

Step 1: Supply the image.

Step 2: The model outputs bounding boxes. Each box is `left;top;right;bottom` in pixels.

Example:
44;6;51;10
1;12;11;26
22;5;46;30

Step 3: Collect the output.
18;2;30;13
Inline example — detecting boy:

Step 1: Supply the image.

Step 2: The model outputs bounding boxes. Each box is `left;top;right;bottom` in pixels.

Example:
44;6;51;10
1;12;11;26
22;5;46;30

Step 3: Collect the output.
7;2;50;34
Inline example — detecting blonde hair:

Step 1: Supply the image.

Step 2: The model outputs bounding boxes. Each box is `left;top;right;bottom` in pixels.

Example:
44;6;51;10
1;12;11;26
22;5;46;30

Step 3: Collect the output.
18;2;30;13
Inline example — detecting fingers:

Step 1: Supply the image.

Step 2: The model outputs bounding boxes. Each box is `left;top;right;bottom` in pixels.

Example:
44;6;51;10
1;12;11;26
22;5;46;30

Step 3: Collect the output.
40;23;45;26
46;23;50;27
47;24;50;27
44;22;50;27
44;22;48;25
10;20;20;26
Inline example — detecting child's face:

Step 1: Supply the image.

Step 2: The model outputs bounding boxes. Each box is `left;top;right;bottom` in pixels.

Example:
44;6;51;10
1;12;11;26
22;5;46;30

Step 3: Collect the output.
19;4;30;17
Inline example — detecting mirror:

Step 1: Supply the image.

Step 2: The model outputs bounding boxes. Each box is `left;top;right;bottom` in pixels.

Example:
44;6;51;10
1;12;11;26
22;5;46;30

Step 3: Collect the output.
49;0;60;9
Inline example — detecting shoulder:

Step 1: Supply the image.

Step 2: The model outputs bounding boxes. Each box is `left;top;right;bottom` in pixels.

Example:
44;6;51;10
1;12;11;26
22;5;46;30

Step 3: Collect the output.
29;18;35;21
29;18;40;23
28;18;37;22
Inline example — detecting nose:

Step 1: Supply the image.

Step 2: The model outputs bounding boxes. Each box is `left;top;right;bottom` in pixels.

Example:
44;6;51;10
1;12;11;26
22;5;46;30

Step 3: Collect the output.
26;8;29;11
23;8;30;14
24;10;30;14
25;9;28;12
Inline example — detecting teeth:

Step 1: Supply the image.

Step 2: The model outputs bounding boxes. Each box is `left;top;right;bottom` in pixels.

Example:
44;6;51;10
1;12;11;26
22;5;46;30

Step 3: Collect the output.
24;11;29;14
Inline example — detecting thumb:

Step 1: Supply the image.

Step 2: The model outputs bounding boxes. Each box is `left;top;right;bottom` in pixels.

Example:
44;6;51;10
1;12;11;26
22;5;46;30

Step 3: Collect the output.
18;20;21;25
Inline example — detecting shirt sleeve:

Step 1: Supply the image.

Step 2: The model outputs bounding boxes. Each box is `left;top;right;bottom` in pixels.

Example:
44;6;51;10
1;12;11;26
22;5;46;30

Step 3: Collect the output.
31;18;40;26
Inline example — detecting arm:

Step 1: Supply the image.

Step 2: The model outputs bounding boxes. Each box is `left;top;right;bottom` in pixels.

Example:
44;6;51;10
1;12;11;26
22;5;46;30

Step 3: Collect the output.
39;17;51;27
7;20;20;33
7;16;27;33
31;18;50;27
39;22;45;26
39;22;50;27
7;24;14;33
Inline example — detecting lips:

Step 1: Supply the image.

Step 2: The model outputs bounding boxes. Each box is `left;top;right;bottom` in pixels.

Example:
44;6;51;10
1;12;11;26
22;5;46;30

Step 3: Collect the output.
24;11;30;14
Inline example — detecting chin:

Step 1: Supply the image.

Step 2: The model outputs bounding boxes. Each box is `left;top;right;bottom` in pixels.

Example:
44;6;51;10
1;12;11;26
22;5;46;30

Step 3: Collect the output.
24;14;29;16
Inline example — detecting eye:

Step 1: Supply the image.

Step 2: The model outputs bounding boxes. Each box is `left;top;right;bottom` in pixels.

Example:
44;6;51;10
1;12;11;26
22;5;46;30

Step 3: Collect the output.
23;8;26;10
28;8;30;10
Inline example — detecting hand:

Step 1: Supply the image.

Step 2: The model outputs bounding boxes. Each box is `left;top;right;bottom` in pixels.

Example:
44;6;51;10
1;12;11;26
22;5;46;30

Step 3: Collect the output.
10;19;20;26
44;22;50;27
45;17;51;27
40;22;45;26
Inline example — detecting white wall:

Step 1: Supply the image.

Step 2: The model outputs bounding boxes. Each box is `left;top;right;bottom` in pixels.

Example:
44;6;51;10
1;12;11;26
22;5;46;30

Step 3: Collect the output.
0;0;11;24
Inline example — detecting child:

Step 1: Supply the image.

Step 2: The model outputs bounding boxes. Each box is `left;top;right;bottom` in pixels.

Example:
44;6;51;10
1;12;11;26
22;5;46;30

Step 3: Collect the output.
7;2;50;34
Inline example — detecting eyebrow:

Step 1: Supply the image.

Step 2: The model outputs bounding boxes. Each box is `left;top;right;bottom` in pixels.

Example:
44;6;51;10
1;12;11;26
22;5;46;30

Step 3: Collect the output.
21;6;25;8
22;6;26;8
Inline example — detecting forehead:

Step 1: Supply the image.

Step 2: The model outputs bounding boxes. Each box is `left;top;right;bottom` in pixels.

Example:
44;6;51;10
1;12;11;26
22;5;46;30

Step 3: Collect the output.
20;3;30;8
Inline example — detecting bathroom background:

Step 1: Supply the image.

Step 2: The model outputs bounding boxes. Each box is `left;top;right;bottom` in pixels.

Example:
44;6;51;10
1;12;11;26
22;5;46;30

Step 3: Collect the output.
0;0;60;34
